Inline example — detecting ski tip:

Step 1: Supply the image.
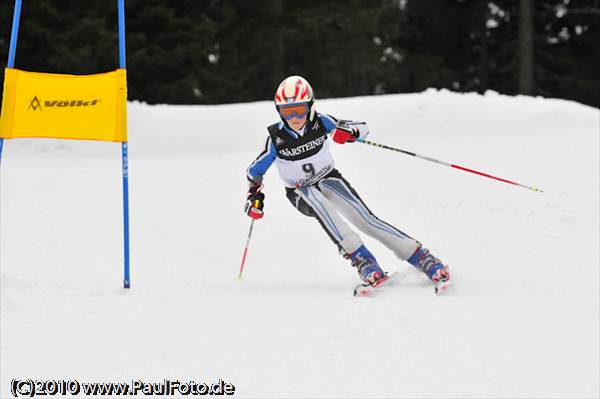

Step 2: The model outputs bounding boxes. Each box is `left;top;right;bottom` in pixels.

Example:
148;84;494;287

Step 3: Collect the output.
435;280;452;295
353;285;370;297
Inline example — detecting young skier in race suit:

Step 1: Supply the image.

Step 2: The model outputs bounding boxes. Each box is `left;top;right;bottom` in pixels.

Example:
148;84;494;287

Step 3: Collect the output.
244;76;450;293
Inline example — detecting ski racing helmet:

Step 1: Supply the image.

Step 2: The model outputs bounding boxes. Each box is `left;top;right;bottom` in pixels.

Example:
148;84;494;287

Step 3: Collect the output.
274;76;316;125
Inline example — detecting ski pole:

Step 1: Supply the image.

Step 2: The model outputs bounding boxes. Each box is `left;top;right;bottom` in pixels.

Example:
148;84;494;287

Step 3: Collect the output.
238;218;256;280
357;138;543;193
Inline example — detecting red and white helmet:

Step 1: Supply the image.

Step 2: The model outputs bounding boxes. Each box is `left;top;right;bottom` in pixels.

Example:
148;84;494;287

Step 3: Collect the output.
274;75;316;122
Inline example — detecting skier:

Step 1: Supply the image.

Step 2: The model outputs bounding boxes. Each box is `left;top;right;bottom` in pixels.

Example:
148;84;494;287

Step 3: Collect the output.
244;75;451;293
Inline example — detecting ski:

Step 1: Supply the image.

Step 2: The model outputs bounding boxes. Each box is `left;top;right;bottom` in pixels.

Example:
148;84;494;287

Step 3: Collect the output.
434;279;452;295
353;270;453;296
353;271;399;297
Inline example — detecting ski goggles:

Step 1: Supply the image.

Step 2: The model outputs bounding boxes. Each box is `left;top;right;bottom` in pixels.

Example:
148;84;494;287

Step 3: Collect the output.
278;103;309;120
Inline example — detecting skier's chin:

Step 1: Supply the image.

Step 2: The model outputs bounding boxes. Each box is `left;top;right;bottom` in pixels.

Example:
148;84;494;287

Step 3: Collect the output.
289;122;306;132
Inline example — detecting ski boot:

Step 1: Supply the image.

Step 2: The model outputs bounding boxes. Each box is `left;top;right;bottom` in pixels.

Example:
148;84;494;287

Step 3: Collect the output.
347;245;386;286
407;246;451;294
431;265;451;294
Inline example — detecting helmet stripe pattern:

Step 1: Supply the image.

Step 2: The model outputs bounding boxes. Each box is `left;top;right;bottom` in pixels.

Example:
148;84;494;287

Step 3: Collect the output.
300;84;310;100
274;76;313;105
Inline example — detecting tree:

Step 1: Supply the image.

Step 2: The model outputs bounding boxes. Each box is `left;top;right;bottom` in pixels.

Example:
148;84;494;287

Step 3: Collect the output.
1;0;598;107
519;0;535;94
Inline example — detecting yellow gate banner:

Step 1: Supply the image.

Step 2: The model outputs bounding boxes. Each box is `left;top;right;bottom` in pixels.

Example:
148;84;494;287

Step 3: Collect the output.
0;68;127;142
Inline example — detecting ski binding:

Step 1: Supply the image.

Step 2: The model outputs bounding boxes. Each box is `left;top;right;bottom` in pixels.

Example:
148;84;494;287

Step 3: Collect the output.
353;271;399;297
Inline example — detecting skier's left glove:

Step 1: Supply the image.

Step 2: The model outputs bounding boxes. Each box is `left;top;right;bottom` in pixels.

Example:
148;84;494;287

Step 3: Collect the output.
332;120;368;144
244;185;265;220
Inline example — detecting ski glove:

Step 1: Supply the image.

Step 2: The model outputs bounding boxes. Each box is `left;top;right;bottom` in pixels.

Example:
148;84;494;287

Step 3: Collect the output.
332;120;369;144
244;185;265;220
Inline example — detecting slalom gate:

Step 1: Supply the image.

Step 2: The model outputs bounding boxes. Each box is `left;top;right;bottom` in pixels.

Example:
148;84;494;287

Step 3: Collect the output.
0;0;132;288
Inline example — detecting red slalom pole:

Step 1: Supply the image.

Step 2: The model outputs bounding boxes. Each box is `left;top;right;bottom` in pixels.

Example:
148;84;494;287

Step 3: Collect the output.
238;219;256;279
357;138;543;193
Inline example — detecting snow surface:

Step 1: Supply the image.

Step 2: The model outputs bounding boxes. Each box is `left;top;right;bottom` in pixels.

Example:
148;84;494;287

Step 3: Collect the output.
1;89;599;398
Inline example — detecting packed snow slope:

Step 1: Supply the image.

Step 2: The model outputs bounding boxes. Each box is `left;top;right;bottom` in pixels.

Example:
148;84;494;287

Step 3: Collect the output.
1;89;599;398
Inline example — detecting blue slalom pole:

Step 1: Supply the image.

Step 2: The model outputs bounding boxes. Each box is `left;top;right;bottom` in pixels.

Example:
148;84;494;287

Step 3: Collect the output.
118;0;130;289
1;0;23;164
7;0;22;68
118;0;126;68
121;142;130;289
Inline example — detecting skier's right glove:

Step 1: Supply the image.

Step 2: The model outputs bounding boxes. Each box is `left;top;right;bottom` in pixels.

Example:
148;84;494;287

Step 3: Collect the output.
244;185;265;220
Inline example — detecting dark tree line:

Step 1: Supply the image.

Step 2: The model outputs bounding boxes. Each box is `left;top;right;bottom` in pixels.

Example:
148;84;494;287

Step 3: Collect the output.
1;0;599;108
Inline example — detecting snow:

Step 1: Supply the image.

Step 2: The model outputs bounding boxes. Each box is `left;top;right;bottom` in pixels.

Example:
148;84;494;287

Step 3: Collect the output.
1;90;599;398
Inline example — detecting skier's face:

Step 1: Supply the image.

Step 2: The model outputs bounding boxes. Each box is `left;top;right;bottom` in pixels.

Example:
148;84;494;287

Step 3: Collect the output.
288;114;307;131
